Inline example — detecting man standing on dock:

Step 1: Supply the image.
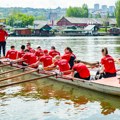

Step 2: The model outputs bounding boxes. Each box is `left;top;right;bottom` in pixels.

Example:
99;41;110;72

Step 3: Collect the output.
0;23;8;57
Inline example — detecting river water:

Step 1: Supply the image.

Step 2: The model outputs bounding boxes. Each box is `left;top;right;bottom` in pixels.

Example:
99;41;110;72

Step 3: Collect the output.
0;36;120;120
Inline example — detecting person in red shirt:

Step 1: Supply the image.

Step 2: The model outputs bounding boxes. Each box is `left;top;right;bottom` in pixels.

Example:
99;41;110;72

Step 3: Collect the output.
47;55;71;75
35;46;44;59
49;46;60;58
0;24;8;57
62;47;76;69
18;45;25;58
71;60;90;80
5;45;18;60
96;48;116;79
13;49;38;68
26;42;35;53
39;49;53;68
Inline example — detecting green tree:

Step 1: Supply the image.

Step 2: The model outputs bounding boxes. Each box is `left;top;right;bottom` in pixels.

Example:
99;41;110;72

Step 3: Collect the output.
82;4;89;18
89;14;93;18
115;0;120;27
95;13;101;18
107;12;110;18
66;4;89;18
6;12;34;27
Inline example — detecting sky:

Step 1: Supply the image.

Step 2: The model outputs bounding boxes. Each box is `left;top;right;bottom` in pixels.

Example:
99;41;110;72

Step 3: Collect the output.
0;0;116;8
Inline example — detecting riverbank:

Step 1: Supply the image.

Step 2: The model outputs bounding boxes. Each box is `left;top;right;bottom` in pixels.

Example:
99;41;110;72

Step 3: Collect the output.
9;32;119;37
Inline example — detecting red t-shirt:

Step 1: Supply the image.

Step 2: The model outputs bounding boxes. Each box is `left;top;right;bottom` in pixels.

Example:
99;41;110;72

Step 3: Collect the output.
65;52;76;58
5;50;18;60
49;50;60;58
0;29;8;42
28;47;35;53
35;49;44;58
73;63;90;78
62;53;76;62
61;54;71;62
22;53;37;65
101;55;116;73
40;55;52;67
18;50;25;58
54;59;70;74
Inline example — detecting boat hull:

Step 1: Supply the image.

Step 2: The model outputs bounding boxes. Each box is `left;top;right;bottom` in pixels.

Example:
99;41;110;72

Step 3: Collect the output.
2;65;120;96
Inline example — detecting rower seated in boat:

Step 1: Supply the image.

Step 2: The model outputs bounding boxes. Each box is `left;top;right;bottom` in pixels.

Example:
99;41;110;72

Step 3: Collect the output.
49;46;60;58
5;45;18;60
36;49;53;70
35;46;44;60
62;47;76;69
46;55;71;75
26;42;35;53
71;60;90;80
18;45;25;58
95;48;116;79
12;49;38;68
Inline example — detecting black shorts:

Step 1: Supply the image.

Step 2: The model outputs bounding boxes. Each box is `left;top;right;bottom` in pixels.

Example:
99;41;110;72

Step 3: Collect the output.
103;72;116;78
74;72;90;80
95;71;116;79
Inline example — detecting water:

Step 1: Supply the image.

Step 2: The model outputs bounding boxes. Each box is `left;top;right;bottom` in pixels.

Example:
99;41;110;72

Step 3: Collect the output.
0;36;120;120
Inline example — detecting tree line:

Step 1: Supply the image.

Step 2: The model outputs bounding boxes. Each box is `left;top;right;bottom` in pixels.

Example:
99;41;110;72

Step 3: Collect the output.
115;0;120;27
66;4;89;18
6;12;34;27
5;0;120;27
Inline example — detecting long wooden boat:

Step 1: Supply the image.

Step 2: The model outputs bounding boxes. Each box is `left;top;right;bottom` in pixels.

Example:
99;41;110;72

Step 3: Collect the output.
35;72;120;96
1;64;120;97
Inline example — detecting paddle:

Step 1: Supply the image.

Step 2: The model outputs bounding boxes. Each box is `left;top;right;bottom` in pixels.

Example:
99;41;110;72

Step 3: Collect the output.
0;67;24;76
0;69;38;82
80;60;99;67
0;62;38;76
0;74;56;89
0;63;11;67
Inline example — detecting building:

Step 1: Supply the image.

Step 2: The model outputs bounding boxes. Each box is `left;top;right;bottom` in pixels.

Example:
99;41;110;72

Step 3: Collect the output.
57;17;101;27
83;25;99;35
94;4;100;11
101;5;108;12
33;20;49;28
61;26;83;36
56;17;116;27
34;24;53;36
109;6;115;13
12;28;32;36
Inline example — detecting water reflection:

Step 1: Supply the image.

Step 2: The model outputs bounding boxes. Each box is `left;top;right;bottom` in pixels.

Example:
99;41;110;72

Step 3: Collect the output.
1;69;120;116
1;37;120;120
100;102;116;115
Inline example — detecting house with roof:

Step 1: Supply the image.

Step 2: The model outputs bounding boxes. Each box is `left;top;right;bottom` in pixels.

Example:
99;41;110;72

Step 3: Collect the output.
11;28;32;36
61;26;84;36
83;25;99;35
34;24;53;36
33;21;53;36
56;17;117;28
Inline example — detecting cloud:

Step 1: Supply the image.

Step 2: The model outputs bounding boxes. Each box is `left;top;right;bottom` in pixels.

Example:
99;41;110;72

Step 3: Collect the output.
0;0;116;8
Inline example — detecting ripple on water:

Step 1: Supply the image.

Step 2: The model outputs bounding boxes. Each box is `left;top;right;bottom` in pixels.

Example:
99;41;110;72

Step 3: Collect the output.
0;36;120;120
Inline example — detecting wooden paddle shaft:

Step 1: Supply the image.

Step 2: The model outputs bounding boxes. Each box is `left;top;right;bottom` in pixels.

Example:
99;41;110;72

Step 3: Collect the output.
0;67;23;75
0;64;32;75
0;69;38;82
0;74;56;88
0;64;10;67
